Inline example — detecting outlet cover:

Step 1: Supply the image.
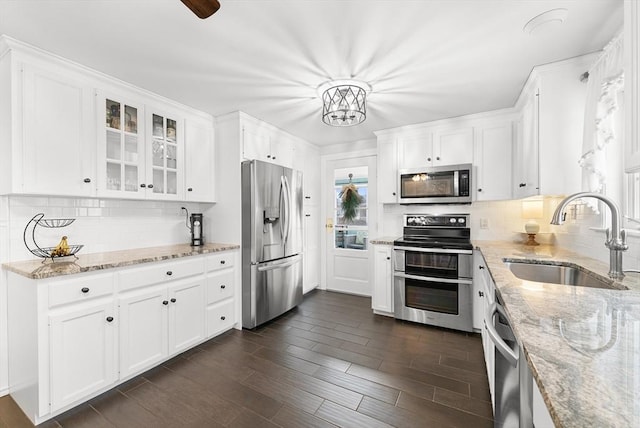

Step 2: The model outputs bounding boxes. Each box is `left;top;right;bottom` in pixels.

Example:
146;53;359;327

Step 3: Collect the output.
480;218;489;229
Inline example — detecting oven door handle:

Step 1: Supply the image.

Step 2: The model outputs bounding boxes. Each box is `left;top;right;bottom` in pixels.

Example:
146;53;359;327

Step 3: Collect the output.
393;246;472;255
393;272;472;285
485;302;518;367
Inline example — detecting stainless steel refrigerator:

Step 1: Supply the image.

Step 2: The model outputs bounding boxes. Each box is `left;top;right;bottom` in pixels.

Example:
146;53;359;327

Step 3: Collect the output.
241;159;303;329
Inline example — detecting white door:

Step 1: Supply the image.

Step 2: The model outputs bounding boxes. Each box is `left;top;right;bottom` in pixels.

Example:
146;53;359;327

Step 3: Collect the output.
118;286;168;378
49;300;117;411
325;156;377;296
168;278;205;355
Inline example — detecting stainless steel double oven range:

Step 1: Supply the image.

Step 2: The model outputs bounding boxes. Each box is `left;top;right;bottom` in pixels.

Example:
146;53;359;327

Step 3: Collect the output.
393;214;473;332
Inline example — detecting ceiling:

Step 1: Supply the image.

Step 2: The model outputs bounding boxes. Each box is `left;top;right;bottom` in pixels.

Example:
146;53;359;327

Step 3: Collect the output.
0;0;623;146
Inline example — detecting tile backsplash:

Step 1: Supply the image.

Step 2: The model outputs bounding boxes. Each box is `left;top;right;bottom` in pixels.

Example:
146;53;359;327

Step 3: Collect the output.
4;195;213;262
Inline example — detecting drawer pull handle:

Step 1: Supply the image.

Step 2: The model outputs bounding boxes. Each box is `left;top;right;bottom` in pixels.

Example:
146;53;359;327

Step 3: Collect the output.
148;184;154;189
221;285;226;289
106;316;114;322
81;287;90;293
163;300;169;305
187;187;193;192
166;271;173;276
140;183;146;188
83;178;91;183
221;316;226;320
170;298;176;303
220;260;226;265
479;265;485;270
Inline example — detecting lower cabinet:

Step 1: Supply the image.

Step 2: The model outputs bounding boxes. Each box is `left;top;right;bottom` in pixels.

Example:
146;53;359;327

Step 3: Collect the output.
49;299;117;412
371;244;394;315
6;249;238;425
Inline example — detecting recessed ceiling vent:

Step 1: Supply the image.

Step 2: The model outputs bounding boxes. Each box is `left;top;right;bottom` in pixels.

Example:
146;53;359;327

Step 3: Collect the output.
523;8;568;35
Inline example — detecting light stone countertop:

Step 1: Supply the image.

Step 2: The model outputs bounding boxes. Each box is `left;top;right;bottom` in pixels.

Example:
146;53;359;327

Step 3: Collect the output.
2;243;240;280
475;241;640;428
369;236;398;245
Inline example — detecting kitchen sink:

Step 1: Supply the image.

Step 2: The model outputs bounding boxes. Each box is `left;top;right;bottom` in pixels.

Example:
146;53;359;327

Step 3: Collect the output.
503;260;627;290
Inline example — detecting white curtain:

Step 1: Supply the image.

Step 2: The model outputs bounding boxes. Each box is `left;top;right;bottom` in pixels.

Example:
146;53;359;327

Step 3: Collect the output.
579;33;624;212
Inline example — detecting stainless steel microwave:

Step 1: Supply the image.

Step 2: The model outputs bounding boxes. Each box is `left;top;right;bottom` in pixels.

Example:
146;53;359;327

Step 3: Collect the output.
398;164;472;204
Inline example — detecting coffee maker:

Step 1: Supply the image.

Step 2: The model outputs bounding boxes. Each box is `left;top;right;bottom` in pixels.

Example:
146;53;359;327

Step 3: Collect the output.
181;208;204;246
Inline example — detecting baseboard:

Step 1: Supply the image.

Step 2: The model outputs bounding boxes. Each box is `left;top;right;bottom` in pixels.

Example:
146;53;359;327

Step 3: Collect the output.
0;385;8;397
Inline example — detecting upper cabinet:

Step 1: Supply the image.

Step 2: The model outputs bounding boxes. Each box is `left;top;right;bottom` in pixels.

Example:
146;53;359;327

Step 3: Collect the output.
474;119;514;201
242;122;294;169
0;50;96;197
513;55;593;198
397;127;473;170
0;36;215;202
626;1;640;172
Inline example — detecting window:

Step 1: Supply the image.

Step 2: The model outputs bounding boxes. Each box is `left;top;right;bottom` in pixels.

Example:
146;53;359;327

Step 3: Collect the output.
333;171;368;251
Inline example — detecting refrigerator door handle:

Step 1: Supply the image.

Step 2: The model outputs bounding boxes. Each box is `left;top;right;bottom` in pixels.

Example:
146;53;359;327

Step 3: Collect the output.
257;256;301;272
282;175;292;245
279;176;285;240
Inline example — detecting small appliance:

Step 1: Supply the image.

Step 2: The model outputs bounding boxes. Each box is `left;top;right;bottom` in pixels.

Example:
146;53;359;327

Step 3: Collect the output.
181;208;204;246
398;163;472;204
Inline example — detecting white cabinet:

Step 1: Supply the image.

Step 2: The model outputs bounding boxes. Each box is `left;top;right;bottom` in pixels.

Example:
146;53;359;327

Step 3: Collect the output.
626;0;640;172
514;86;540;199
205;252;236;337
473;120;513;201
185;116;216;202
377;138;398;203
398;128;473;170
432;127;474;166
475;253;496;409
118;285;168;379
0;51;96;196
371;245;393;315
242;123;294;169
145;107;184;200
49;300;117;412
303;206;320;293
472;252;485;331
7;250;238;425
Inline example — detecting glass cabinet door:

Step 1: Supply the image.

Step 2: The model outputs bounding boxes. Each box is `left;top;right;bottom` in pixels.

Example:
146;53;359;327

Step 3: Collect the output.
103;98;143;195
150;114;178;196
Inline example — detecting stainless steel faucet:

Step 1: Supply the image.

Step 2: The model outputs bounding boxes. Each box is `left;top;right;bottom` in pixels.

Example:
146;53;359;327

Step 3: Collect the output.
550;192;628;280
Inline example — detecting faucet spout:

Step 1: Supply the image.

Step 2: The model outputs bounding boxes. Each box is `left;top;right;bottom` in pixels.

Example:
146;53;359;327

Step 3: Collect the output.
550;192;628;280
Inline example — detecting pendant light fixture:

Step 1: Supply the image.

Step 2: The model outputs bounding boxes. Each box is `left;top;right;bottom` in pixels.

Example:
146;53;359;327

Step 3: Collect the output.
318;79;371;127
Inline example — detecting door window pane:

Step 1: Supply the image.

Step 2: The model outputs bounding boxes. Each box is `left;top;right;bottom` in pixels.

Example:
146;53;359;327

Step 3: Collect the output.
334;166;368;250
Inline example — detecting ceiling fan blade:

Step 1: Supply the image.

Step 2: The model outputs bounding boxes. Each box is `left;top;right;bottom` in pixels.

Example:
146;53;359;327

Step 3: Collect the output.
180;0;221;19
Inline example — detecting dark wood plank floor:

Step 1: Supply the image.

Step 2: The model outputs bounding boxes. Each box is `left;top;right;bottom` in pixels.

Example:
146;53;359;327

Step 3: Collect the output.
0;290;493;427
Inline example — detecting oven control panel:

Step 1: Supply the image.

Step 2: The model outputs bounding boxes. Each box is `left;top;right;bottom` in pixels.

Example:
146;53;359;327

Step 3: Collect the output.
404;214;469;227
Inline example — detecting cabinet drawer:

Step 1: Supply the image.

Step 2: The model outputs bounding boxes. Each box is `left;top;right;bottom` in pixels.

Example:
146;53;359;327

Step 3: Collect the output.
206;299;235;338
119;257;204;291
206;270;235;304
206;252;234;271
49;273;114;308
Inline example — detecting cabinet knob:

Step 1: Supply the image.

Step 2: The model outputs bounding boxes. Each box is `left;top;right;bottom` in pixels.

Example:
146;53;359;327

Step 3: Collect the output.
83;178;91;183
81;287;90;293
187;187;193;192
162;300;169;305
148;184;154;189
170;298;176;303
220;260;226;265
392;192;396;196
221;316;226;320
427;157;431;162
436;156;440;161
386;256;390;260
140;183;146;188
478;188;483;192
478;291;484;297
106;316;114;322
166;271;173;276
479;265;485;270
267;155;271;159
221;284;226;289
272;156;276;160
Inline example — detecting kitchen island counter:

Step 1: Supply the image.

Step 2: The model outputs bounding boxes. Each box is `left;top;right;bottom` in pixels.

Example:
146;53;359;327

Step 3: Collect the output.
3;243;239;280
475;241;640;428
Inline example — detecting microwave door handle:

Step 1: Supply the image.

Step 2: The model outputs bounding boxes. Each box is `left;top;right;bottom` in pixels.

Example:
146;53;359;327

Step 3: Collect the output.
453;170;459;196
485;302;518;367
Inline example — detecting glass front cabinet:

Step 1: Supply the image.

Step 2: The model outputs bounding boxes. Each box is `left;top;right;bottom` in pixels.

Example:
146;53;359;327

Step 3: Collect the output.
96;91;184;199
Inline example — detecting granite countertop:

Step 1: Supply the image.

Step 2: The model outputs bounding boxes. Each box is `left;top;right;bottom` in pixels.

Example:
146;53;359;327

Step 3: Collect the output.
2;243;240;280
475;241;640;428
369;236;398;245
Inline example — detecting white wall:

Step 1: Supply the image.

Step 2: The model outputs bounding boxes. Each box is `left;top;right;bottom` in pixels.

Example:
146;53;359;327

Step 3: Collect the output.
0;195;214;396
